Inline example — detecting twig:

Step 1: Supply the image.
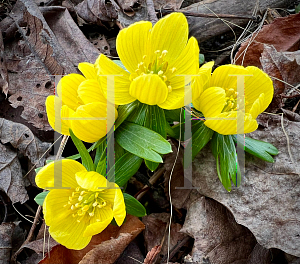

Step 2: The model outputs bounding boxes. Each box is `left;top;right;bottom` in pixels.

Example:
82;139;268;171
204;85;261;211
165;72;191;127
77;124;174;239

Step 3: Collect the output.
147;0;158;24
158;9;259;21
136;167;166;200
11;206;42;263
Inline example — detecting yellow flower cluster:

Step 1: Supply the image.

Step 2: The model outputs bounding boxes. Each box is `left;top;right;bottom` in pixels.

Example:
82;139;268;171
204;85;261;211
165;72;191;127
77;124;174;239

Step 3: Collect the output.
46;12;273;139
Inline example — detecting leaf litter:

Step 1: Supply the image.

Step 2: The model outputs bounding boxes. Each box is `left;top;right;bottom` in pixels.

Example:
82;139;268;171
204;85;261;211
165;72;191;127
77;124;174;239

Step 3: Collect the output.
0;0;300;263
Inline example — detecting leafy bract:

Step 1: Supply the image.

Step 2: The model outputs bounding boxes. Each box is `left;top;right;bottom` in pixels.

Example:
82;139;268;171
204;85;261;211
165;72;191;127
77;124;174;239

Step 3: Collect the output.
116;122;172;163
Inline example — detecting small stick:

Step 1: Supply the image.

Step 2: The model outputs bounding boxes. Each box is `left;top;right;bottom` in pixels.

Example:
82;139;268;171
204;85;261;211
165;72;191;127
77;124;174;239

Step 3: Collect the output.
160;236;190;263
136;167;166;200
158;9;259;21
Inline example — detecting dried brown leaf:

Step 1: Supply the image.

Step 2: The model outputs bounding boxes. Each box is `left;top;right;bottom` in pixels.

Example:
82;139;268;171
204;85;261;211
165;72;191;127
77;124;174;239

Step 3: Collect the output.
75;0;118;24
260;45;300;112
39;215;145;264
181;197;256;263
0;28;8;96
192;114;300;257
153;0;183;10
0;144;28;204
235;12;300;67
143;245;162;264
0;223;15;264
0;118;51;167
142;213;187;257
4;1;100;130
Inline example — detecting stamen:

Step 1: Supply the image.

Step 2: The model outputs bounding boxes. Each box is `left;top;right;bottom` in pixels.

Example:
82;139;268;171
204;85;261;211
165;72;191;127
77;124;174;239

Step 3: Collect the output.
82;205;89;212
163;75;167;82
143;55;147;60
168;86;172;92
78;196;83;201
158;70;163;76
171;67;176;74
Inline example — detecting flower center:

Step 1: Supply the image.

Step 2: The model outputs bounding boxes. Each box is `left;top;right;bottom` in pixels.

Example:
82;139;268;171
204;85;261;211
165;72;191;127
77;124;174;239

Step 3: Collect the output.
130;50;177;93
222;88;248;112
64;187;108;223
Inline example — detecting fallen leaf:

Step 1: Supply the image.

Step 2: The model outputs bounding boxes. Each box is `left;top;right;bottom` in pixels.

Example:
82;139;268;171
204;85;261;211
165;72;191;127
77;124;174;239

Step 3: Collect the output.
0;223;15;264
115;240;145;264
117;0;148;27
183;0;293;43
0;28;8;96
0;144;28;204
89;33;111;56
39;215;145;264
260;45;300;111
75;0;118;25
192;115;300;257
153;0;183;10
3;1;100;130
142;213;187;258
144;245;162;264
0;118;51;168
235;12;300;67
181;196;256;263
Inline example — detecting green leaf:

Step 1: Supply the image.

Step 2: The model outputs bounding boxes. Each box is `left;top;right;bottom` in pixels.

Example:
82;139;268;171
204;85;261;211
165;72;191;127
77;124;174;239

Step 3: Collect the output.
199;54;205;64
124;193;146;217
69;129;95;171
126;102;148;125
115;100;140;129
66;140;100;160
233;135;278;163
211;133;241;192
145;160;160;171
94;137;107;167
296;3;300;13
164;108;184;123
116;122;172;163
144;105;166;138
144;105;166;170
187;121;214;160
34;191;49;206
107;152;142;186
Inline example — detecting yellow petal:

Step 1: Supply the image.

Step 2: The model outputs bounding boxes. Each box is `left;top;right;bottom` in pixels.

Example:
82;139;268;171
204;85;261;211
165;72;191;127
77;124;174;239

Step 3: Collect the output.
249;93;265;119
245;66;273;112
149;13;188;64
210;64;248;89
167;37;199;90
35;159;86;189
112;184;126;226
204;111;258;135
95;54;135;105
83;206;113;237
192;61;214;103
194;87;226;118
75;171;108;191
43;189;73;226
57;74;86;110
158;86;188;110
45;95;71;135
77;79;106;105
71;102;118;143
116;21;152;73
47;193;91;250
78;62;98;80
129;74;168;105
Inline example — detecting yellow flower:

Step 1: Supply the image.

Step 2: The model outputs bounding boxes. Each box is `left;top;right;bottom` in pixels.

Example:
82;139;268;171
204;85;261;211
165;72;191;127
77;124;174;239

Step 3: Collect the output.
35;159;126;250
93;13;199;109
45;62;118;143
192;63;274;135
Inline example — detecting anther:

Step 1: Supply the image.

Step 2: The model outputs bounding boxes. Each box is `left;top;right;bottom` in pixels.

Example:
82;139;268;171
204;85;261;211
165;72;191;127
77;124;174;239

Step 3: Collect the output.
168;86;172;92
161;50;168;56
143;55;147;60
154;50;161;54
163;75;167;82
89;212;94;216
93;202;98;207
76;187;80;192
75;203;80;207
71;205;75;210
80;191;85;195
78;196;83;201
171;67;177;74
95;193;99;198
158;70;163;76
